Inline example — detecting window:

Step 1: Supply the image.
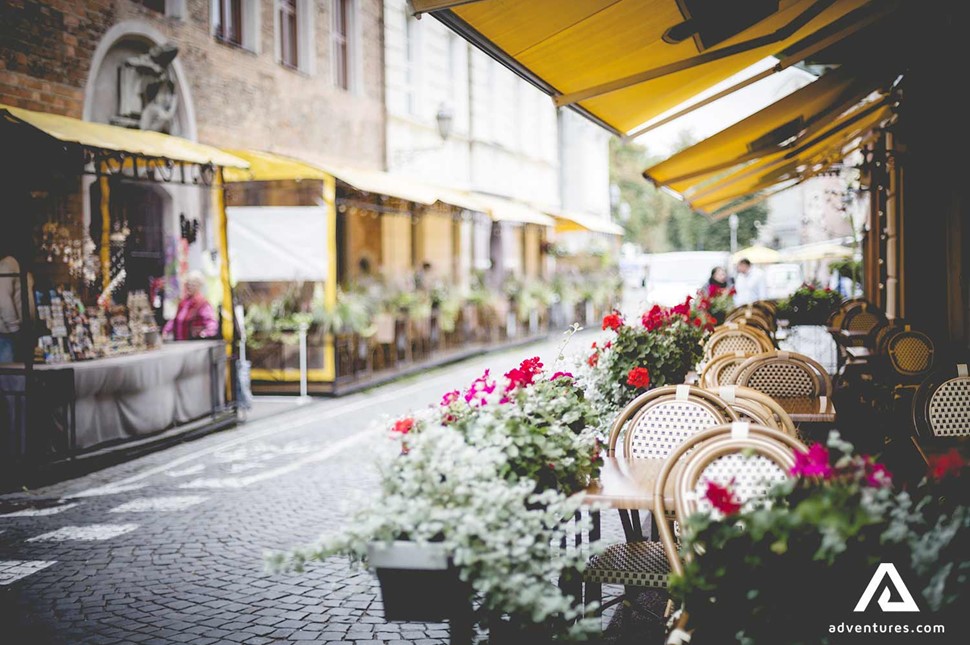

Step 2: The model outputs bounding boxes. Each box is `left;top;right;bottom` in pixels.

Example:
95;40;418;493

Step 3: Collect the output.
212;0;258;51
215;0;243;46
279;0;299;69
135;0;166;12
404;14;421;113
332;0;352;90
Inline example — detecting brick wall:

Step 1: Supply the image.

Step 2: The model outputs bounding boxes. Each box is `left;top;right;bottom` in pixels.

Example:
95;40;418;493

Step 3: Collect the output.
0;0;386;169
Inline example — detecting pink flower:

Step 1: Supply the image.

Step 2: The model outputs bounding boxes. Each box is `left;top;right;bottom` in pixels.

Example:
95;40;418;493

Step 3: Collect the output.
626;366;651;389
704;480;741;515
602;311;623;331
440;390;460;406
863;457;893;487
550;371;574;381
929;449;965;480
393;417;414;435
791;444;833;479
464;369;496;406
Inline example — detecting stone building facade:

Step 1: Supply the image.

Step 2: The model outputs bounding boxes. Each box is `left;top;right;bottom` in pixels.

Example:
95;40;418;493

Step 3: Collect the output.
0;0;386;168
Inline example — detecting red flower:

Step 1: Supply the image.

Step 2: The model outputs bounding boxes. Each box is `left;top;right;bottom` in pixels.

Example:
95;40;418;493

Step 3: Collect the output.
929;449;966;480
704;480;742;515
790;443;833;479
604;340;612;349
393;417;415;435
728;287;737;296
587;352;599;367
505;356;543;392
626;366;651;389
550;371;574;381
693;317;704;327
591;341;598;349
440;390;460;406
602;311;624;331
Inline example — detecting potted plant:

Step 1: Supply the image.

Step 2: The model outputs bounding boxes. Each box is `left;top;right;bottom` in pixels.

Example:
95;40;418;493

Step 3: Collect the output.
776;283;842;326
668;433;968;644
695;284;736;325
580;296;710;416
269;350;605;640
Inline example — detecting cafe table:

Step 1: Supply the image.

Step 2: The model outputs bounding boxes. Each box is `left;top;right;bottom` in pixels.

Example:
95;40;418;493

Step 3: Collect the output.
773;395;837;424
845;346;872;361
580;456;679;542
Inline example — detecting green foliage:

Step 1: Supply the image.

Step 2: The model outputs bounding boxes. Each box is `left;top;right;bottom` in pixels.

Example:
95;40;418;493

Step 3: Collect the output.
610;135;768;252
671;434;970;644
776;283;842;324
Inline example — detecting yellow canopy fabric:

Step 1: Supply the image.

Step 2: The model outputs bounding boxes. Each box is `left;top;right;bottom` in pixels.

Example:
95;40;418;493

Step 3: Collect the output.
644;66;884;189
548;209;625;235
415;0;871;135
1;104;248;168
732;245;780;264
690;102;893;213
222;149;329;182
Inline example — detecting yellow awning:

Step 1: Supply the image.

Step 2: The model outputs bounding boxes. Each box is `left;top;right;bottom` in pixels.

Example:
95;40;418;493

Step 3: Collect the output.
643;66;886;190
223;148;441;205
222;148;329;182
472;194;556;227
1;104;248;168
414;0;872;135
689;102;893;213
548;209;625;235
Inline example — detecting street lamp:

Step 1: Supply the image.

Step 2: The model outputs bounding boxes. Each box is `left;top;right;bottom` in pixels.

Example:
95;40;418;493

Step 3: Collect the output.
392;103;454;167
729;213;739;256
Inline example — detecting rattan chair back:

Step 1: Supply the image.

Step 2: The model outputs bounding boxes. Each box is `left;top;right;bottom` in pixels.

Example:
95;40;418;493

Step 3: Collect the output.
699;351;751;388
704;327;773;362
912;364;970;438
735;350;832;397
887;329;935;377
607;385;737;458
841;303;886;335
714;384;797;436
654;424;805;576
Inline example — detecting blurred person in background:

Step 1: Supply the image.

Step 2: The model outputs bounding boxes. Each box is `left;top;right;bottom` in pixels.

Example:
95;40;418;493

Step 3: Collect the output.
163;271;218;341
734;258;766;305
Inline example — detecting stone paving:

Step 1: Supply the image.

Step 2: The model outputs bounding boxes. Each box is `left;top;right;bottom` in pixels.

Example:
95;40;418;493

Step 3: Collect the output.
1;333;660;644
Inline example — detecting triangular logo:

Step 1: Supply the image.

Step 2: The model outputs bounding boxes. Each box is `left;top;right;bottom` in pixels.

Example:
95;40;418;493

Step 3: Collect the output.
853;563;920;612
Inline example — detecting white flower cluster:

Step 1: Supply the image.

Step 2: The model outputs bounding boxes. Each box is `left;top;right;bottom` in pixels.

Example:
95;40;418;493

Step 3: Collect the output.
270;426;603;636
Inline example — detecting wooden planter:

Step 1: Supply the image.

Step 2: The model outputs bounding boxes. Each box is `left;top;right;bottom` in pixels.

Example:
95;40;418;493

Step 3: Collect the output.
368;541;471;622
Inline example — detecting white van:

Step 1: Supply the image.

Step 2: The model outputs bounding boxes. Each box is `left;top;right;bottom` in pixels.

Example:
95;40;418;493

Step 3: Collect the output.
644;251;730;306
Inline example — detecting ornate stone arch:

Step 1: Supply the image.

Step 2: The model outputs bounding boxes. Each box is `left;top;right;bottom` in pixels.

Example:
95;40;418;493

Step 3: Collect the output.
83;20;197;140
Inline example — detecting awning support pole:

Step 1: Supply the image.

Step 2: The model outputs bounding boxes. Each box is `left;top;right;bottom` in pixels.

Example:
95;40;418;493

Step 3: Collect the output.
99;167;111;291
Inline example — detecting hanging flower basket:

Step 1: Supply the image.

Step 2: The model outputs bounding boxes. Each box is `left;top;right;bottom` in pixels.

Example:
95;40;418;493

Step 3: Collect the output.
367;541;471;622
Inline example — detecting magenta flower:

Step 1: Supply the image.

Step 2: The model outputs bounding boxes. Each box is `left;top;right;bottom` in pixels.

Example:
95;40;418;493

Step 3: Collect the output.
862;456;893;487
550;371;574;381
791;443;833;479
440;390;460;406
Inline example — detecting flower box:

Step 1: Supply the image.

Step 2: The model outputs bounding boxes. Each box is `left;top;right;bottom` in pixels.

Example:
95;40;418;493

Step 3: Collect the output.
367;541;471;622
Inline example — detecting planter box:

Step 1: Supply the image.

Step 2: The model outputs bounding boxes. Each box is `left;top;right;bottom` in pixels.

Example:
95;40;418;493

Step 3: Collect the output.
368;541;471;622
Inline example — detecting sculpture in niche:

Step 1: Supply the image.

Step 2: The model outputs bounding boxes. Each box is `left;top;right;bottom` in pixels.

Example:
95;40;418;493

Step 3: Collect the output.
114;43;180;133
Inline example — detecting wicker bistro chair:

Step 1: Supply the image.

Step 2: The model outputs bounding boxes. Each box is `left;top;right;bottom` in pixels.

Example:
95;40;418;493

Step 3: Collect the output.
734;350;833;399
887;329;935;379
714;320;775;346
699;351;751;388
655;424;806;643
912;363;970;438
713;384;798;437
584;386;738;610
703;327;774;364
751;300;778;317
840;303;887;341
726;307;776;332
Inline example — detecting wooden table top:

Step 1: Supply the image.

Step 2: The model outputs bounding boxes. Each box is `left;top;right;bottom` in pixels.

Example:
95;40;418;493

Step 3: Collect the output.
774;396;837;423
911;435;970;465
580;456;677;510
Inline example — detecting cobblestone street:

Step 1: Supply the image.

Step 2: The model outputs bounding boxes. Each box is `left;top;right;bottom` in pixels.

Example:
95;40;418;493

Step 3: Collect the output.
1;334;651;645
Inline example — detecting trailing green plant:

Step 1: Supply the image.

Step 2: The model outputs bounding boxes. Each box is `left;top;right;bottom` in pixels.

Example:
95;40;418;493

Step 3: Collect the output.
776;283;842;325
